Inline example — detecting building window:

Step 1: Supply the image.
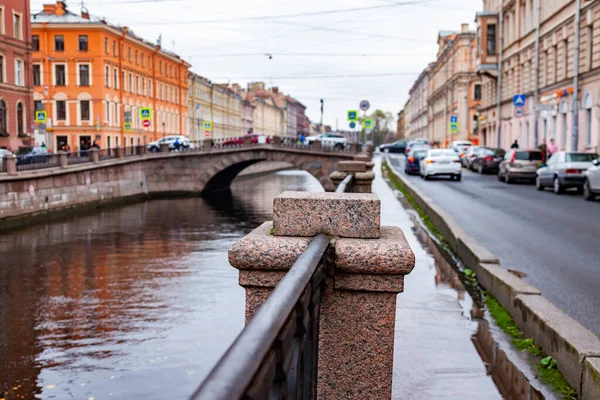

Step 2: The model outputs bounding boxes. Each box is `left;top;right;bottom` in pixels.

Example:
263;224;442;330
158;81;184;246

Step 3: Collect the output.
78;35;88;51
55;35;65;51
79;64;90;86
562;40;568;80
113;40;117;56
474;84;481;100
0;100;6;134
122;70;126;90
80;100;90;121
487;24;496;55
33;64;41;86
0;55;3;83
105;65;110;87
128;47;131;62
142;53;145;67
13;13;21;39
114;68;118;89
34;100;44;112
170;65;173;77
136;76;139;94
135;50;138;64
121;44;124;59
105;37;109;54
32;35;40;51
17;103;23;135
142;77;146;95
106;102;110;123
14;59;23;86
159;61;162;73
587;25;594;72
128;73;133;92
55;64;66;86
148;79;153;97
56;100;66;121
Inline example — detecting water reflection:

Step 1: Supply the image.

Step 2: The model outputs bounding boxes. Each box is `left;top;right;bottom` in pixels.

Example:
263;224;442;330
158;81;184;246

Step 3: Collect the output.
0;170;322;400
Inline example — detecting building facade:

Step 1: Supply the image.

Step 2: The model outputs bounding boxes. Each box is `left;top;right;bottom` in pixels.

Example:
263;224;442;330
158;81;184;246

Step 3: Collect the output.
397;109;405;139
245;82;285;137
408;65;433;141
31;1;190;151
0;0;33;150
476;0;600;153
428;24;481;147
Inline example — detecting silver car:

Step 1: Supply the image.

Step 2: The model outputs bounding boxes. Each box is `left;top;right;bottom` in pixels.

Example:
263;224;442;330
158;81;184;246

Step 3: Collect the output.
498;149;544;183
584;157;600;200
536;151;600;194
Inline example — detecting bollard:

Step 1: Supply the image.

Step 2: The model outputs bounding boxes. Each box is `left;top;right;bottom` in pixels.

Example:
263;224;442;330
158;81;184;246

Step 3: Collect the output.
58;151;68;168
90;148;99;163
229;192;415;400
160;143;170;153
5;155;17;174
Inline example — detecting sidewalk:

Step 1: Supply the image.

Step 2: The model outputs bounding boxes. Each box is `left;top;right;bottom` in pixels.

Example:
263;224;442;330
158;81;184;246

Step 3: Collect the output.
372;158;501;399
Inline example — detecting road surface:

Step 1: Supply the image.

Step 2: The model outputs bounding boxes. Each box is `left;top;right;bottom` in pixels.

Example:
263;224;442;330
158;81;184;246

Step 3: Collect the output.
386;153;600;337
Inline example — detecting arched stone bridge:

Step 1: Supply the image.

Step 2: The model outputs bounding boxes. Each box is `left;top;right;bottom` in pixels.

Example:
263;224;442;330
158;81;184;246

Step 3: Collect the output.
0;144;363;225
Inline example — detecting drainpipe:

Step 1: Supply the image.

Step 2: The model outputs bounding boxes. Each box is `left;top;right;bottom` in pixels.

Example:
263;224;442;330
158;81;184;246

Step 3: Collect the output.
496;7;504;148
571;0;582;151
533;0;541;147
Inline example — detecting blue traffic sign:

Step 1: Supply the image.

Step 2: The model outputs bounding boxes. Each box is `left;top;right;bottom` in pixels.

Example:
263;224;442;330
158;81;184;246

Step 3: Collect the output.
349;121;357;129
450;116;458;123
513;94;526;107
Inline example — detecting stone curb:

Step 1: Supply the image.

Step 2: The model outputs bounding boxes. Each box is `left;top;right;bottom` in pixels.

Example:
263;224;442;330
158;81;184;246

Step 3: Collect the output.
384;156;600;398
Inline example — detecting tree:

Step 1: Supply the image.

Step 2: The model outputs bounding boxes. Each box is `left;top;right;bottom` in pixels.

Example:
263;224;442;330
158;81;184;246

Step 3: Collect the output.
358;109;394;146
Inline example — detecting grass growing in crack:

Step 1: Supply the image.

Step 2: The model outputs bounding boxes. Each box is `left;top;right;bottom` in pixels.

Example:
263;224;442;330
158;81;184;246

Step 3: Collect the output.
381;162;444;242
485;295;577;399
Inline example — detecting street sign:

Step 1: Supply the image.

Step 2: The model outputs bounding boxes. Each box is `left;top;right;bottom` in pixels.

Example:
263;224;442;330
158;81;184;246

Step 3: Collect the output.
514;106;525;118
513;94;526;107
534;104;555;112
359;100;370;111
140;108;152;120
348;110;358;121
142;120;151;128
450;122;458;133
203;121;212;131
349;121;357;129
124;122;132;132
204;131;211;137
364;118;373;129
35;111;47;123
450;116;458;123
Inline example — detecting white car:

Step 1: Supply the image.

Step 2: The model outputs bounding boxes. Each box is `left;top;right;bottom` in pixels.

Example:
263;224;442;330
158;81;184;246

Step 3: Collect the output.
147;135;191;152
0;149;14;171
583;157;600;200
449;140;473;155
420;149;462;181
305;133;347;150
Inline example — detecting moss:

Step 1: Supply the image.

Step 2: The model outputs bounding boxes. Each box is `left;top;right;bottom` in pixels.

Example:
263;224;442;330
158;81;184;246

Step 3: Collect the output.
381;162;444;241
485;295;522;339
537;364;578;400
269;226;275;235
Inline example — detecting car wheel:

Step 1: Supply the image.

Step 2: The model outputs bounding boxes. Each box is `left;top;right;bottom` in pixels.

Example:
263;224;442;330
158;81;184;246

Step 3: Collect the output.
553;177;564;194
504;173;512;184
535;176;545;191
583;180;596;201
497;171;503;181
456;174;462;182
334;143;344;150
423;173;429;181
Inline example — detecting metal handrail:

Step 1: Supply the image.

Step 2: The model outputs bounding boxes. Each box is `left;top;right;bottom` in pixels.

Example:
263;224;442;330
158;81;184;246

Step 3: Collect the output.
190;234;330;400
335;174;353;193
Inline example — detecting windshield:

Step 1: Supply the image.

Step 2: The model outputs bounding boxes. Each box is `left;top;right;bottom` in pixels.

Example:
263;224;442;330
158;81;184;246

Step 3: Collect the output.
15;147;32;155
565;153;599;162
413;150;427;158
515;151;543;161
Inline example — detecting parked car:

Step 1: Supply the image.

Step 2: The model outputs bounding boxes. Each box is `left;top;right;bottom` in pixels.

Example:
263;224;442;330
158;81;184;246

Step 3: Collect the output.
463;146;483;169
420;149;462;181
498;149;544;183
583;157;600;200
379;140;407;153
222;134;270;147
14;146;53;165
147;135;191;152
471;148;505;174
535;151;600;194
305;133;347;149
404;148;428;175
449;140;473;155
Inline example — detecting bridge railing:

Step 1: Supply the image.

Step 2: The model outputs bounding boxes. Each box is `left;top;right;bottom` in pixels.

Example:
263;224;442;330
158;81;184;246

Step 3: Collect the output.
335;173;354;193
190;234;330;400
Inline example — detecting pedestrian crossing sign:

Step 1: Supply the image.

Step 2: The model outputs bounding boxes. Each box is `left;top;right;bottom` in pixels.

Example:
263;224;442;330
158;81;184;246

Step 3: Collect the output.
124;122;132;132
348;110;358;121
35;111;47;123
203;121;212;131
140;108;152;120
364;118;373;128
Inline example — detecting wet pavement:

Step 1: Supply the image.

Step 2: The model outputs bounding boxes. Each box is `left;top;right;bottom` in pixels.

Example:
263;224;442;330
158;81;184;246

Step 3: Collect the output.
0;163;503;399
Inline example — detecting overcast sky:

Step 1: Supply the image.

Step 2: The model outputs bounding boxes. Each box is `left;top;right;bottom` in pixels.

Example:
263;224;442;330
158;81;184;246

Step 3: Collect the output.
31;0;482;128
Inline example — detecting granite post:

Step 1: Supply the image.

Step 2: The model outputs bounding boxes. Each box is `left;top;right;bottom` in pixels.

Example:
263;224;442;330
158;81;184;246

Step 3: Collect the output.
350;142;359;154
271;135;281;146
58;151;68;168
329;161;374;193
243;136;252;146
228;191;415;400
203;138;212;150
312;139;321;150
160;143;170;153
5;155;16;174
114;146;123;159
90;148;99;163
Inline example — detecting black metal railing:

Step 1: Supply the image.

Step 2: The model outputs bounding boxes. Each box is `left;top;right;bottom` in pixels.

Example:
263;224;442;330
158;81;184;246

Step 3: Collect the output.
15;154;60;172
67;151;92;165
99;148;116;160
335;174;354;193
190;234;330;400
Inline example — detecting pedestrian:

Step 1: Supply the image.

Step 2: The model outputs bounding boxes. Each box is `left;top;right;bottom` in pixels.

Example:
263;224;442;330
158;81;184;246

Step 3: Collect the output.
65;144;71;153
173;137;181;151
41;142;47;150
511;140;519;149
547;138;558;159
300;133;306;145
92;140;100;149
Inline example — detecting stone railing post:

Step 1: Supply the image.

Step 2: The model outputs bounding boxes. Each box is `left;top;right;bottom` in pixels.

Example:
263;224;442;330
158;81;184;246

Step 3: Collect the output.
366;143;375;158
136;145;146;155
160;143;170;153
58;151;68;168
5;156;17;174
350;142;359;154
114;146;123;159
271;135;281;146
90;148;99;163
243;135;252;146
312;139;321;150
330;161;374;193
203;138;212;151
228;192;415;399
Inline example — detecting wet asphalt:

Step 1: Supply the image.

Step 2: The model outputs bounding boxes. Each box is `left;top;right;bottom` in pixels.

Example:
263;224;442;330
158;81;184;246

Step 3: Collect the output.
386;153;600;337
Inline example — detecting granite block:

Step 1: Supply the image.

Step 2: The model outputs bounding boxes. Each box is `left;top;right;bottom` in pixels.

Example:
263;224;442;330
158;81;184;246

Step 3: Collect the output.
335;226;414;275
335;273;404;293
273;191;380;238
238;270;286;288
228;221;312;271
337;161;367;173
583;357;600;400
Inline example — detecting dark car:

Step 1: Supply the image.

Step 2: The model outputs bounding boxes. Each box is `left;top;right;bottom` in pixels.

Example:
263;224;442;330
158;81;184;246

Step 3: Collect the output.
379;140;407;154
471;147;506;174
404;149;428;175
15;146;52;165
498;149;544;183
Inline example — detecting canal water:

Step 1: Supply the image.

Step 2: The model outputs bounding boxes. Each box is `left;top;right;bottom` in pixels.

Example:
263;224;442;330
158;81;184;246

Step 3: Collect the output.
0;171;323;400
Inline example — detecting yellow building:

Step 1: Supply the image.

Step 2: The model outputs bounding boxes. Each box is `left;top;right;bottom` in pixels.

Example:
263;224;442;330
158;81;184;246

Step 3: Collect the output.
245;82;285;137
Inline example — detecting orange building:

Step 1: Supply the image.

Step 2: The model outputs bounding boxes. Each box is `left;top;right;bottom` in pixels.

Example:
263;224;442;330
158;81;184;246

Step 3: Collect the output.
31;2;190;151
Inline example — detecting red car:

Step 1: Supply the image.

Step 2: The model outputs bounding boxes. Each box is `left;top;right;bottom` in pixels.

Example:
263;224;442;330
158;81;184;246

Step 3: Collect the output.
222;135;271;146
